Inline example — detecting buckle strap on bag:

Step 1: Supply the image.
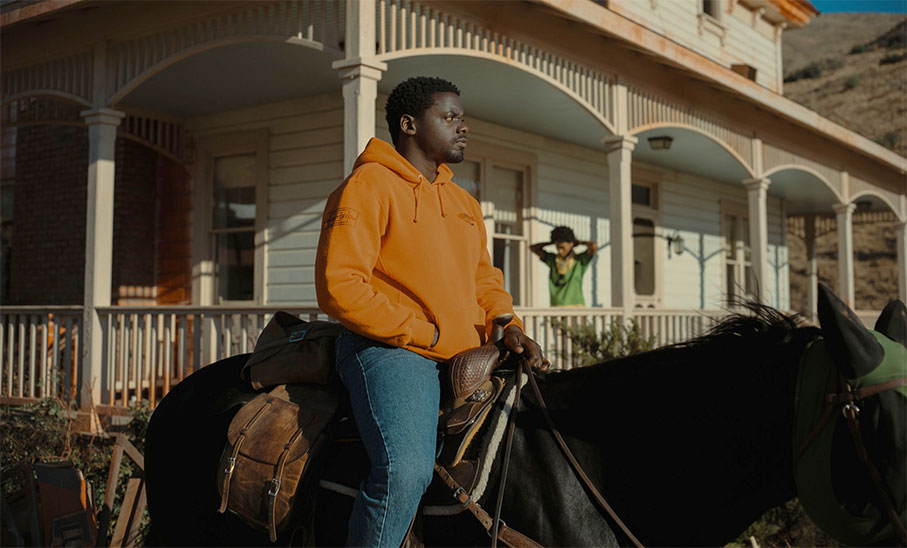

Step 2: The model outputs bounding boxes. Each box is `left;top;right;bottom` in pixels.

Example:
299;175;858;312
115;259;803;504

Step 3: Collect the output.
219;400;275;513
267;427;305;543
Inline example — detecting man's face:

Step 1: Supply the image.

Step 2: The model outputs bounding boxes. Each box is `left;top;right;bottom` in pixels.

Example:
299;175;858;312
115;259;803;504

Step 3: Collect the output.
414;92;468;165
555;241;575;258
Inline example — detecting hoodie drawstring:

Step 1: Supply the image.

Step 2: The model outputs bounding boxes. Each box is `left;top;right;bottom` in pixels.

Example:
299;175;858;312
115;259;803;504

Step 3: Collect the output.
437;182;447;218
413;180;447;222
413;180;423;223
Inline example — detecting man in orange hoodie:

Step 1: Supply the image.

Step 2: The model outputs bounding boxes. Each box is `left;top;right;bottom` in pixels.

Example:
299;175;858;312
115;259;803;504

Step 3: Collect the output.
315;77;546;546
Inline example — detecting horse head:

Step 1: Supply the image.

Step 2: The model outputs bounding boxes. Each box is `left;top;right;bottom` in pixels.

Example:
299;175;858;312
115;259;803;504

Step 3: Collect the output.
796;283;907;546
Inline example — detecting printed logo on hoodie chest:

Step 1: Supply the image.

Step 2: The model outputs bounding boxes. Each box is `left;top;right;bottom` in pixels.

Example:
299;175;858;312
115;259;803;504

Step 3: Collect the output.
458;212;476;226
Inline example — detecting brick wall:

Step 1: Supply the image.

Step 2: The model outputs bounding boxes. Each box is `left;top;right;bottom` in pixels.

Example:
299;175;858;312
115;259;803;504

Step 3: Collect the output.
9;125;89;304
155;155;192;304
9;126;189;306
113;138;157;304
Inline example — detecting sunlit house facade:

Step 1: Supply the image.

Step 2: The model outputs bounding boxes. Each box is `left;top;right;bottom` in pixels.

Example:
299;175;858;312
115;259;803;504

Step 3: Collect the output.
2;0;904;410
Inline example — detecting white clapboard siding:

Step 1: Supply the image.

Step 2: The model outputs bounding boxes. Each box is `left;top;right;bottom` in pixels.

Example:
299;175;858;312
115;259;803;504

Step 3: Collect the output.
188;92;345;305
658;168;789;310
611;0;780;91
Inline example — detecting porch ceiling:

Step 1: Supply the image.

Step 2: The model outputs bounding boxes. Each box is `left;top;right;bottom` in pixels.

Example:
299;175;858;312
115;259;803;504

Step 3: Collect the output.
380;55;610;149
117;42;342;117
768;169;842;215
633;127;752;184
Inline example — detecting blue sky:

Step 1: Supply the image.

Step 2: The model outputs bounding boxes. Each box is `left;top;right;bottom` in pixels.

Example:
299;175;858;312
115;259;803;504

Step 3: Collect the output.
811;0;907;12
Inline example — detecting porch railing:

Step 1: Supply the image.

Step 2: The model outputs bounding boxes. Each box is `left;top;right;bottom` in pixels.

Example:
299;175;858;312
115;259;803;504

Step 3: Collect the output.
0;307;84;405
9;304;883;410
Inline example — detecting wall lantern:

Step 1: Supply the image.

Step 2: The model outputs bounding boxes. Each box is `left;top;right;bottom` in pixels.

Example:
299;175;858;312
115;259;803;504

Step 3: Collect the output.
667;231;684;257
647;136;673;151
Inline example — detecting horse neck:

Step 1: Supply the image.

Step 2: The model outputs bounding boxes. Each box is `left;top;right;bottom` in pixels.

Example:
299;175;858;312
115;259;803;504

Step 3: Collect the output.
532;325;818;540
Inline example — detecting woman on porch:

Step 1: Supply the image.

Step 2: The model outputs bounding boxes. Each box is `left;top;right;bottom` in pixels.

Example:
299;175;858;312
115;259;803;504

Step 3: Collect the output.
531;226;598;307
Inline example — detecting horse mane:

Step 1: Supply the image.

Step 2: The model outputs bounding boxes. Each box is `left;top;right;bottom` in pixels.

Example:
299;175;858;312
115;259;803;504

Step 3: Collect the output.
547;301;821;380
676;301;818;353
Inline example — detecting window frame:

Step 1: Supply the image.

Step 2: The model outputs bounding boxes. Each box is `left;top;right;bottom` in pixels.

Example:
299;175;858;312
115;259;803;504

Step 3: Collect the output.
192;129;269;305
448;141;536;307
631;168;663;308
720;200;755;305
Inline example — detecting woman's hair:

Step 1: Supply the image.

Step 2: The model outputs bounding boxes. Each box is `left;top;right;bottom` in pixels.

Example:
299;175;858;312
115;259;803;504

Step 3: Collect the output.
550;226;576;243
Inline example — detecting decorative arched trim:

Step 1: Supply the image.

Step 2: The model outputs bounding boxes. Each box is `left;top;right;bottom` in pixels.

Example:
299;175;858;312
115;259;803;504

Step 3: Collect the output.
1;95;87;128
850;189;902;220
628;122;755;177
377;49;617;135
1;50;94;105
763;163;845;203
119;109;192;164
2;91;92;109
109;35;338;105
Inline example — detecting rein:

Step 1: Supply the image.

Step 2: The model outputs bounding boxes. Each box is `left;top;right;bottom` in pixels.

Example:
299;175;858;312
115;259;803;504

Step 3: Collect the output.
437;361;644;548
795;369;907;545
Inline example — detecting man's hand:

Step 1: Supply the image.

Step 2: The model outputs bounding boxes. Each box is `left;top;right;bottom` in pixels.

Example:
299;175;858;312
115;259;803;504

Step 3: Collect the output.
502;325;550;371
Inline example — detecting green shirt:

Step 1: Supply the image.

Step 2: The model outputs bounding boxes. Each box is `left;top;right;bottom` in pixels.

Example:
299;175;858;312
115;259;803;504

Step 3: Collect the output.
542;251;592;306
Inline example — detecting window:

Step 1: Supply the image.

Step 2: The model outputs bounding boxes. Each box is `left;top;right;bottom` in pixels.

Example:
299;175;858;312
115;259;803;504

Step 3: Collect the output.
702;0;719;18
211;154;256;302
633;217;656;297
722;207;755;303
490;166;526;303
698;0;726;45
194;130;267;305
631;174;662;307
450;150;532;306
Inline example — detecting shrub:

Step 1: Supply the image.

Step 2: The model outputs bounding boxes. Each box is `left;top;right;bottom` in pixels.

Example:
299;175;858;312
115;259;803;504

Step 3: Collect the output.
729;499;838;547
849;43;871;54
0;398;152;544
552;317;655;366
844;74;862;90
784;62;822;83
876;131;900;150
880;53;907;65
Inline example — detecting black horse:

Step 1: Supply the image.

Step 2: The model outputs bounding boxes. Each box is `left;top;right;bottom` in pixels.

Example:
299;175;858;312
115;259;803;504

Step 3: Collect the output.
145;284;906;546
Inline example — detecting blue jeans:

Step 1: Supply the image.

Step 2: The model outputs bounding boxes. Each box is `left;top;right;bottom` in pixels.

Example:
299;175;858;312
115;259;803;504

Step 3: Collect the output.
335;329;441;547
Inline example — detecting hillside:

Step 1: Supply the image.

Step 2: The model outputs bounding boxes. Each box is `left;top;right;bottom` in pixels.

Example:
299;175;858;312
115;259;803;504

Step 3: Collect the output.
783;14;907;156
782;13;904;73
782;14;905;312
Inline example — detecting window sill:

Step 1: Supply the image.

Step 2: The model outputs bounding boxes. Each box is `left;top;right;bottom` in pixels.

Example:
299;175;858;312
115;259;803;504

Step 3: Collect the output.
697;12;727;46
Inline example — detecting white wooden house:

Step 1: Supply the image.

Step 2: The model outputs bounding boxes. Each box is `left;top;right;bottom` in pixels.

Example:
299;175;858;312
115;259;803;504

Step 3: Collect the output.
1;0;904;412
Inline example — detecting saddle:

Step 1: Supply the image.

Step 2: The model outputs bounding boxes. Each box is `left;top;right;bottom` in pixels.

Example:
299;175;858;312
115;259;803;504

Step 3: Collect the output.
217;313;513;542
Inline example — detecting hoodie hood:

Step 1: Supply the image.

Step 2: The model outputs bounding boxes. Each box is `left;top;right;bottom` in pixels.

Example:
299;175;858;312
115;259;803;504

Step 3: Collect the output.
354;137;454;186
354;137;453;221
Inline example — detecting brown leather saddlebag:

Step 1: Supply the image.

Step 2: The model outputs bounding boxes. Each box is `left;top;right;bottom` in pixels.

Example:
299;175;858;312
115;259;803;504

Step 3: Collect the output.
216;384;340;542
241;311;343;389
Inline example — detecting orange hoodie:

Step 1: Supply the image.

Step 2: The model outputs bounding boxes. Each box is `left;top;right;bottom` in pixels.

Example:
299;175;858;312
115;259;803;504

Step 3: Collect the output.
315;138;522;361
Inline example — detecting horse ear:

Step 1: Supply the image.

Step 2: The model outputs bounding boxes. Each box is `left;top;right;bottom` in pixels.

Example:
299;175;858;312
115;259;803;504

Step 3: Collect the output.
874;299;907;347
817;283;884;378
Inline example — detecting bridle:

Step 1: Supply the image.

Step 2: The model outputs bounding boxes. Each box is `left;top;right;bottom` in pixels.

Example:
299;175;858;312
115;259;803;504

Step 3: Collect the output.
794;336;907;546
435;359;645;548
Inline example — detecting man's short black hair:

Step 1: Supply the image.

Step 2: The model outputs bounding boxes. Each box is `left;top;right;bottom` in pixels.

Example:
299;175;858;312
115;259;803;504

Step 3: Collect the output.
385;77;460;145
550;226;577;243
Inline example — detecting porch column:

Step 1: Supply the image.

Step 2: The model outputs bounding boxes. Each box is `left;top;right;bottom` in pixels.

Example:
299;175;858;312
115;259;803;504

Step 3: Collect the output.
80;107;125;409
804;214;818;322
743;178;770;301
833;202;856;306
333;0;387;175
602;135;638;316
897;220;907;303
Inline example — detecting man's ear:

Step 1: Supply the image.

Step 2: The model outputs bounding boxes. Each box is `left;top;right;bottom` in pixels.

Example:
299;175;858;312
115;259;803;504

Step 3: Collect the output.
400;114;417;138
